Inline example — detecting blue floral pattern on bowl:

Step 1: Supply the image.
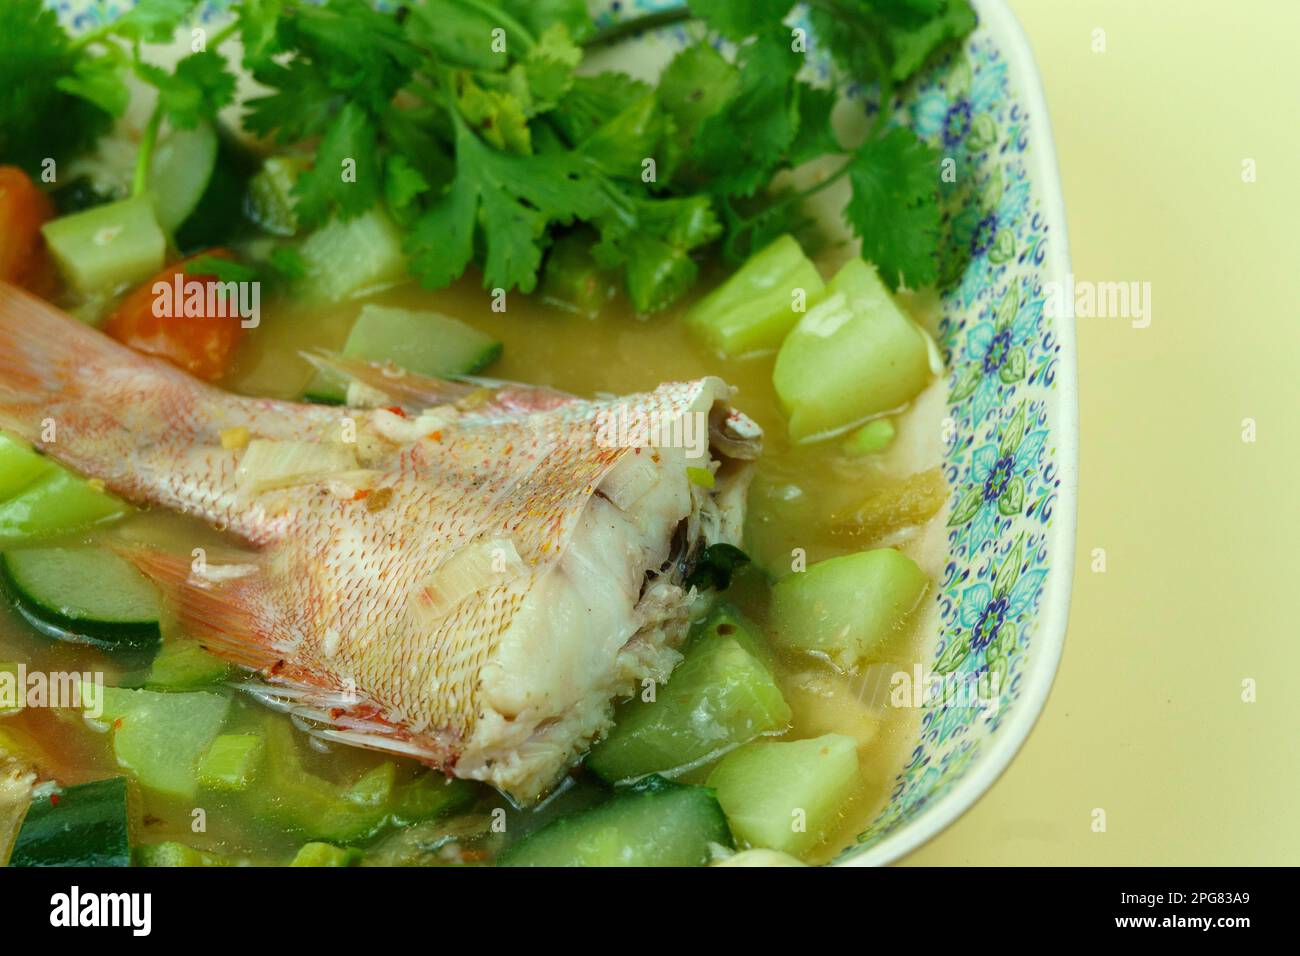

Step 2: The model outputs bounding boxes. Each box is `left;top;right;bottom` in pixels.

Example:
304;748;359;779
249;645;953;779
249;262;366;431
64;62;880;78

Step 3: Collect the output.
49;0;1075;866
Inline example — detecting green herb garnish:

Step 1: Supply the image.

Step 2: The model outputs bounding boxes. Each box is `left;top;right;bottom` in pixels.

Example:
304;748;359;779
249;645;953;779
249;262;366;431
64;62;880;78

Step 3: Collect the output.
0;0;976;307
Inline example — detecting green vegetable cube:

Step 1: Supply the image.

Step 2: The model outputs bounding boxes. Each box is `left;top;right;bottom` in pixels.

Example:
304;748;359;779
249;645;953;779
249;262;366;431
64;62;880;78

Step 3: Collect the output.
145;641;232;690
587;608;790;783
686;234;825;357
89;686;232;799
773;258;931;440
770;548;928;669
0;468;127;543
41;196;166;296
198;734;265;791
135;841;228;867
500;776;732;867
290;842;363;867
706;733;860;856
0;431;53;502
298;207;407;302
843;418;896;456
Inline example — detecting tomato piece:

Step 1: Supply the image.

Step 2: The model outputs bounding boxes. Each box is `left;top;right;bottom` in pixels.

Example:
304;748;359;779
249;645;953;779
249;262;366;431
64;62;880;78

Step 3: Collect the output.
0;166;56;293
104;250;247;382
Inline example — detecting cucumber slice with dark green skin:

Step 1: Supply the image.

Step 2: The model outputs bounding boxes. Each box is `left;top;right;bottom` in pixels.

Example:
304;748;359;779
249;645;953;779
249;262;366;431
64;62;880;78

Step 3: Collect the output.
586;608;791;783
9;776;131;867
499;776;733;867
1;548;161;653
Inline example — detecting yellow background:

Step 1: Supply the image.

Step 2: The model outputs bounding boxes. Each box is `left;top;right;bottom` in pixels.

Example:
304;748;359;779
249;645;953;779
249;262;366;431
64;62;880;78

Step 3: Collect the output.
902;0;1300;865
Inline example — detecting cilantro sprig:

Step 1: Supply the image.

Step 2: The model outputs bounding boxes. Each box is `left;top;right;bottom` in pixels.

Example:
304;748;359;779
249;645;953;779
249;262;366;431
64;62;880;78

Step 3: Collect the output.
0;0;976;308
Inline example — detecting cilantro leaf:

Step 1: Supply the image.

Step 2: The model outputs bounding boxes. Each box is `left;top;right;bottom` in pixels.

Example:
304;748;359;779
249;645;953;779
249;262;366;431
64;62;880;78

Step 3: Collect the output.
454;71;533;155
884;0;977;80
384;154;431;223
500;0;594;44
578;93;675;181
406;114;605;294
843;127;941;290
788;83;841;166
113;0;201;45
593;194;722;312
238;0;286;66
554;73;654;144
690;32;802;197
244;60;339;143
0;0;114;170
56;55;132;119
137;52;235;129
808;0;975;86
686;0;794;40
404;0;510;72
291;101;380;226
519;23;583;111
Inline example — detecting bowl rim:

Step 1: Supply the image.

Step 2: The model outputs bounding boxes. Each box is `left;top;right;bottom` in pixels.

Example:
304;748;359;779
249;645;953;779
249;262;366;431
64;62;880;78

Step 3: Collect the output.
837;0;1078;867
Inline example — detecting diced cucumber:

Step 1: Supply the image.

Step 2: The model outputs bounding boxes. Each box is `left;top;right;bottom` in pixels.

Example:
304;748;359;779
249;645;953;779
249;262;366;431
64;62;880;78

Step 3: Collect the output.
1;548;160;653
774;258;932;440
587;610;790;783
685;234;825;357
197;734;264;792
135;841;229;867
0;432;53;501
249;720;468;843
245;156;308;237
770;548;928;669
304;304;502;402
388;771;479;826
298;206;407;302
90;686;232;799
41;196;166;296
706;733;859;856
9;776;131;867
148;122;219;233
144;641;232;690
290;842;363;867
499;776;732;867
0;468;128;543
843;418;896;456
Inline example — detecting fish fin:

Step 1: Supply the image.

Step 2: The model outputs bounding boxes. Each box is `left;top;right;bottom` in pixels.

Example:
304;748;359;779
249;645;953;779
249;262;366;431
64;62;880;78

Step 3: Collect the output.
108;541;282;672
301;349;573;415
301;349;479;409
236;679;455;765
